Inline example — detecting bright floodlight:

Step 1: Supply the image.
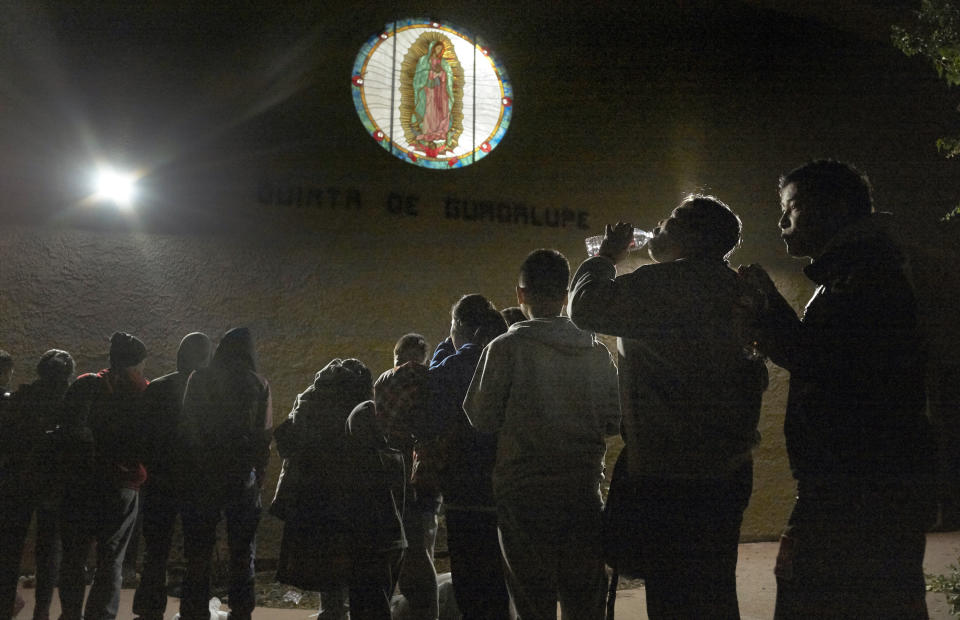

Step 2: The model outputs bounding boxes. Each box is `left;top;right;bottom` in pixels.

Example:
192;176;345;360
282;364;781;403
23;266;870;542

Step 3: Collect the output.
93;166;137;208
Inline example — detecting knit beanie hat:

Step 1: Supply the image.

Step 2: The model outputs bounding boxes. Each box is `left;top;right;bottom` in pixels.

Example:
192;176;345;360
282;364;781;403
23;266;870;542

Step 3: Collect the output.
109;332;147;369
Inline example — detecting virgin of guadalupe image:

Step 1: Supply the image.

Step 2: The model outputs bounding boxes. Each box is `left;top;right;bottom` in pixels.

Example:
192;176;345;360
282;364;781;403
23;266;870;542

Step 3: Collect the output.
412;41;455;143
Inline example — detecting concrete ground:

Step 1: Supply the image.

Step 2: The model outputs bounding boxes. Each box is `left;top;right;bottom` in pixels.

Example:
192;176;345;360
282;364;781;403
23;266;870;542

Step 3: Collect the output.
17;531;960;619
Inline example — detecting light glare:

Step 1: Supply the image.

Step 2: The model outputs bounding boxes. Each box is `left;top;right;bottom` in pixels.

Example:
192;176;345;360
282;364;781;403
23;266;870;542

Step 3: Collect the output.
93;167;137;208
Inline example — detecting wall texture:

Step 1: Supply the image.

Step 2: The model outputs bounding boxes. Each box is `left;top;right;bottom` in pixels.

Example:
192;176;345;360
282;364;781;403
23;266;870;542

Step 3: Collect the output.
0;219;815;541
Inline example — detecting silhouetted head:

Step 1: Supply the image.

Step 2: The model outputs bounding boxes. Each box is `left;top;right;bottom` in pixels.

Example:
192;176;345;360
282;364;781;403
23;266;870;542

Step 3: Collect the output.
393;333;429;367
517;249;570;318
36;349;75;387
108;332;147;371
778;159;874;259
500;306;527;326
450;294;507;349
313;357;373;412
177;332;213;374
212;327;258;374
648;194;742;263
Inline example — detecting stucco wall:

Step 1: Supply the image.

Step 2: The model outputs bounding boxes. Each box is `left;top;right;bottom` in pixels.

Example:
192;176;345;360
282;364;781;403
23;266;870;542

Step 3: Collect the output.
0;221;816;542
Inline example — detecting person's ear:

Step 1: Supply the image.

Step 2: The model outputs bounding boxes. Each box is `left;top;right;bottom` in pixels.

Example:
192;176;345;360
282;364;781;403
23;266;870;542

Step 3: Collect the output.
516;285;526;306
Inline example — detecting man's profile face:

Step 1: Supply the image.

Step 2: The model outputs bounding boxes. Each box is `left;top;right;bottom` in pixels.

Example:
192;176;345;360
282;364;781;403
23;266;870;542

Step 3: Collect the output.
647;208;686;263
779;182;830;259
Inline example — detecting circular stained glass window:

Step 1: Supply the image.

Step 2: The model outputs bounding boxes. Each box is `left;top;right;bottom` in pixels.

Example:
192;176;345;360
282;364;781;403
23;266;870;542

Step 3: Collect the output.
351;18;513;169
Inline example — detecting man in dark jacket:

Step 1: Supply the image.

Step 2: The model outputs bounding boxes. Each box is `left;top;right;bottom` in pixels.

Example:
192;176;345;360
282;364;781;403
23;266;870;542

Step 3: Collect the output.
569;196;767;618
741;160;935;619
132;332;212;620
0;349;74;620
178;328;272;620
58;332;149;620
428;295;509;620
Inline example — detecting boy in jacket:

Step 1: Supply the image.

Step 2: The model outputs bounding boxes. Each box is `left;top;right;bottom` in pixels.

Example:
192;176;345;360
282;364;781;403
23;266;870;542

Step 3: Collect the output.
465;249;621;619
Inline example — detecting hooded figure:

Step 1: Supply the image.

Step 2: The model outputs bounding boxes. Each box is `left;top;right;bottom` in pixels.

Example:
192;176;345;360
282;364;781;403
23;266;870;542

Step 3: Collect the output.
139;332;212;486
132;332;211;620
272;358;375;595
177;327;272;620
180;327;272;491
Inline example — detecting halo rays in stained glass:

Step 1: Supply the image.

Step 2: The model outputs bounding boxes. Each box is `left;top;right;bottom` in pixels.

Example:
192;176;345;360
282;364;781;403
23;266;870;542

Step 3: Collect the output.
352;18;513;169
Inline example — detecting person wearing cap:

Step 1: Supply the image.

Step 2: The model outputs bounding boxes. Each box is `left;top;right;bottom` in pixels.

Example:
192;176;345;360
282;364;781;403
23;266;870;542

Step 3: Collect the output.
58;332;149;620
132;332;212;620
0;349;75;620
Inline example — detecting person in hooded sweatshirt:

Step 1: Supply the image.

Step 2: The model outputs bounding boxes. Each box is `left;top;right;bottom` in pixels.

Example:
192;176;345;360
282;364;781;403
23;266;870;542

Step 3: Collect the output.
58;332;149;620
178;327;272;620
465;249;621;619
132;332;212;620
0;349;75;620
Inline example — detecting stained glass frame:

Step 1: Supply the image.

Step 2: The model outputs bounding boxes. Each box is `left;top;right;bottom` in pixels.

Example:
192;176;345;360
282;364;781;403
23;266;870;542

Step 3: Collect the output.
351;18;514;169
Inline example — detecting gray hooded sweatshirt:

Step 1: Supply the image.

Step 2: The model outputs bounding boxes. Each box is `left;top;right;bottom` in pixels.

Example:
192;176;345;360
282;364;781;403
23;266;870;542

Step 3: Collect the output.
464;316;620;503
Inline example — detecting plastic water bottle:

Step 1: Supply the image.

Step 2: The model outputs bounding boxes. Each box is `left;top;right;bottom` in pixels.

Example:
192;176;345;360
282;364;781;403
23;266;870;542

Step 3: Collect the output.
585;228;653;257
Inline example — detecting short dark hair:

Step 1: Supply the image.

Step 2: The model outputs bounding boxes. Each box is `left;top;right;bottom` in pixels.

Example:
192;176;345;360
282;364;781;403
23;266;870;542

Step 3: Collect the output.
671;195;742;260
779;159;873;221
500;306;527;326
519;249;570;303
451;294;507;346
0;350;12;375
394;333;428;365
36;349;75;384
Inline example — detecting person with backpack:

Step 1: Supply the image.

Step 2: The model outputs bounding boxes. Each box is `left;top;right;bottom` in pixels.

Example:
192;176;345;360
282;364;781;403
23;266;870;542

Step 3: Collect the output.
0;349;75;620
57;333;149;620
177;327;272;620
740;160;935;619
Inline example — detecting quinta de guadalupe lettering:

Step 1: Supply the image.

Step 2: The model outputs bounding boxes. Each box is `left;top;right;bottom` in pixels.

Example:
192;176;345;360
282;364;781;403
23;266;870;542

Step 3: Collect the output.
258;185;590;230
443;196;590;229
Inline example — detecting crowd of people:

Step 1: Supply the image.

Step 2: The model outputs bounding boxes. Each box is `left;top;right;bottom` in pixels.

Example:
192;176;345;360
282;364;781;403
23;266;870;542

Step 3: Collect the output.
0;159;937;620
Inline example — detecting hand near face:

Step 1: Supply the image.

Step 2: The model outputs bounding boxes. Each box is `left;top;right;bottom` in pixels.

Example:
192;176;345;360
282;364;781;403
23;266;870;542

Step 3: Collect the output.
737;263;779;306
599;222;633;265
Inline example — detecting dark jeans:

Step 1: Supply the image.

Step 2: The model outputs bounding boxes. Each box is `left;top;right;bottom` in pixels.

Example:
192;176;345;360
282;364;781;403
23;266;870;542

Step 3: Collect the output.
774;481;932;620
179;473;261;620
0;492;33;620
58;485;139;620
132;483;182;619
317;549;404;620
632;463;753;620
497;493;607;620
444;507;510;620
0;489;62;620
